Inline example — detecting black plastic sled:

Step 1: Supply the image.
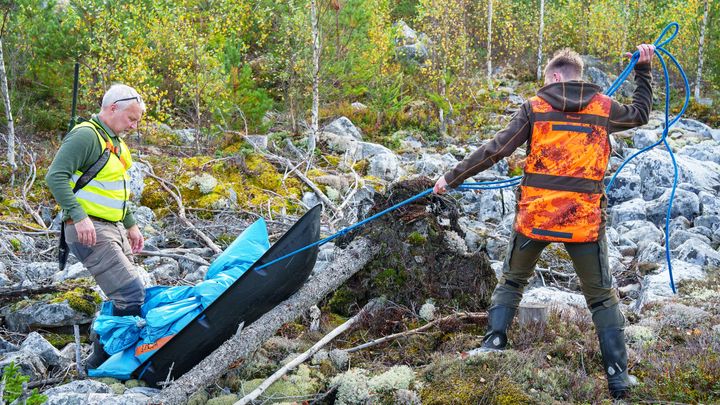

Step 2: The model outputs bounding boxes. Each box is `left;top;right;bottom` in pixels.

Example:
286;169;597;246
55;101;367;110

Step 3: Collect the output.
132;204;322;387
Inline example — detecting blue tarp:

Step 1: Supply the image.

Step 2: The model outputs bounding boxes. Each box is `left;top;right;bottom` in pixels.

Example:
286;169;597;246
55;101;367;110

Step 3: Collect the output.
88;218;270;380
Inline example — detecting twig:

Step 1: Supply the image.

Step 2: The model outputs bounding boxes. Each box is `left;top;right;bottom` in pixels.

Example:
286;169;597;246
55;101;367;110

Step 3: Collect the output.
136;250;210;266
235;300;384;405
138;158;221;254
73;324;84;378
0;284;69;301
345;311;487;354
27;377;65;389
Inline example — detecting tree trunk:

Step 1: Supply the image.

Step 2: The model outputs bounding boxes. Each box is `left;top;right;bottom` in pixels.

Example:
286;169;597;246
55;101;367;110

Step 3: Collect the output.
536;0;545;81
695;0;709;100
152;237;381;405
309;0;320;160
0;37;16;182
486;0;493;84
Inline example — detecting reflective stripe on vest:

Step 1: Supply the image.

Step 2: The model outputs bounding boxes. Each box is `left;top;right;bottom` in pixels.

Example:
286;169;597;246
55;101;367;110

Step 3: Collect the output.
68;121;133;222
514;93;612;243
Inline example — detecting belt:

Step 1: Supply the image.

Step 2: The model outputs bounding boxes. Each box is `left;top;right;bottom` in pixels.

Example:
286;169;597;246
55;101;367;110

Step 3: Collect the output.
65;216;118;225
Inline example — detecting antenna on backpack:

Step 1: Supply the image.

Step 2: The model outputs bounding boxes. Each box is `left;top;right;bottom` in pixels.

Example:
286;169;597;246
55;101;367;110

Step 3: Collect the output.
67;62;80;134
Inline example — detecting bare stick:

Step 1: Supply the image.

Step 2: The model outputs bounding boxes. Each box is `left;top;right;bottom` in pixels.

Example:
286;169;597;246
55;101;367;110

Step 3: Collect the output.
236;299;383;405
136;250;210;266
345;311;487;354
73;324;84;378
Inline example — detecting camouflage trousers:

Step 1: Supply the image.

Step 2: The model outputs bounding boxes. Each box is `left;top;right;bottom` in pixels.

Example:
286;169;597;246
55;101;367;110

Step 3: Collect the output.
492;231;624;329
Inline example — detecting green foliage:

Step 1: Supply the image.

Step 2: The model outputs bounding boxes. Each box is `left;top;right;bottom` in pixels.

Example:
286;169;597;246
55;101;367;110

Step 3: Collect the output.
50;286;102;315
1;362;48;405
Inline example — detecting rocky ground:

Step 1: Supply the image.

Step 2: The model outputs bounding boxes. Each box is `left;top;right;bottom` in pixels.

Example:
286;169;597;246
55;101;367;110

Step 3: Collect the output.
1;67;719;404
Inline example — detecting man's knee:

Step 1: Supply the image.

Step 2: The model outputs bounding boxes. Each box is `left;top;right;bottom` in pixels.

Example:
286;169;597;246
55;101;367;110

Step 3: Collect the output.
590;300;624;329
491;277;526;308
110;276;145;309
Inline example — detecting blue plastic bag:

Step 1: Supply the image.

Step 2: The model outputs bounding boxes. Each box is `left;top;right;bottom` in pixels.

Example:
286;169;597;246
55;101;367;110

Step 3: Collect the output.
205;218;269;280
93;315;146;355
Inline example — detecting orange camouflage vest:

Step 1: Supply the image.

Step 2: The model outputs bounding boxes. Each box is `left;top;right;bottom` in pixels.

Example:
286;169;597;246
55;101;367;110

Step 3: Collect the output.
514;93;612;243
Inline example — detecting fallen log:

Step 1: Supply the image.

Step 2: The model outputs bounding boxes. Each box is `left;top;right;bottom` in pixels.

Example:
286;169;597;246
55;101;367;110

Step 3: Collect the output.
152;236;380;405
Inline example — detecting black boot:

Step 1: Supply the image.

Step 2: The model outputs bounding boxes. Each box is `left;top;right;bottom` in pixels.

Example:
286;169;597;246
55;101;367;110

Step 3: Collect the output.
84;332;109;370
112;304;142;317
480;305;517;350
597;327;631;399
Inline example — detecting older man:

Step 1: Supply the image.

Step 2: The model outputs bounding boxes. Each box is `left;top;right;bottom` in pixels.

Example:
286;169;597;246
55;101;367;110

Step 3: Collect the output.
434;45;655;399
46;84;147;368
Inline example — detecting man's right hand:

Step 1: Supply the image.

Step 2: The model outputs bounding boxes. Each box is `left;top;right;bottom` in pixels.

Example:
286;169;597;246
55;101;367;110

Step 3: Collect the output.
434;176;448;194
633;43;655;65
74;217;97;246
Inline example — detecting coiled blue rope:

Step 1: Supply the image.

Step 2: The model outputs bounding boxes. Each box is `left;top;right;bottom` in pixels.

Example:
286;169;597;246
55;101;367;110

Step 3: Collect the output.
605;22;690;293
252;23;688;297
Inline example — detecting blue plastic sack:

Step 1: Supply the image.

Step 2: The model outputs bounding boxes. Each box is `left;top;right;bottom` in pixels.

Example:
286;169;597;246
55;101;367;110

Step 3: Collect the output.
93;315;146;355
205;218;269;280
87;346;140;380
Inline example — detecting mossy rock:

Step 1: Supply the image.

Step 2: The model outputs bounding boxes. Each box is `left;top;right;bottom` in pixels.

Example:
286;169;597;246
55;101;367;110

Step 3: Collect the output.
49;287;101;316
187;389;210;405
44;333;77;349
207;394;239;405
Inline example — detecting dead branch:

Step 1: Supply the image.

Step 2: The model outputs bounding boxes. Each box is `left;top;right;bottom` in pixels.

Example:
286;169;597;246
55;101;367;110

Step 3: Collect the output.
344;311;487;354
136;250;210;266
0;284;70;301
236;299;385;405
152;236;381;405
138;158;221;254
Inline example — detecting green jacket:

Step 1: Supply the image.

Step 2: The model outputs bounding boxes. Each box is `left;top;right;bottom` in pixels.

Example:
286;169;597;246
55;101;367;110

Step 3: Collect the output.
46;116;136;229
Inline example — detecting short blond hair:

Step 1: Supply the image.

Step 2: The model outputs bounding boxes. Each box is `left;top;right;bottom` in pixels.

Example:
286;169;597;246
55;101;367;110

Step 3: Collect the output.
544;48;584;80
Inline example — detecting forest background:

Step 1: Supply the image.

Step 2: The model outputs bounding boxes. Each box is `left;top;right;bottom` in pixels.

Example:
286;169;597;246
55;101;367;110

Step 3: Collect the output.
0;0;717;155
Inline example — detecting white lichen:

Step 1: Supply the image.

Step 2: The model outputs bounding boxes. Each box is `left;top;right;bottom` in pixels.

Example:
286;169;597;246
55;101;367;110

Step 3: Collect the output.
331;368;371;405
188;173;218;194
368;365;415;393
419;301;436;322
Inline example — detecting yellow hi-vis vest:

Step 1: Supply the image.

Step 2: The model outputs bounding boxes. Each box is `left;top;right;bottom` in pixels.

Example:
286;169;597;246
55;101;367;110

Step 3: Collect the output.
68;121;133;222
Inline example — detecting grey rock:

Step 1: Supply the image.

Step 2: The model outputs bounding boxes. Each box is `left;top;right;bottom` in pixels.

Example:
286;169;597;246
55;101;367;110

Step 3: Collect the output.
3;301;95;332
606;171;642;204
173;128;196;144
0;271;11;288
413;153;458;178
17;261;57;283
637;260;706;307
126;161;146;203
44;393;150;405
178;254;206;275
646;188;700;225
675;239;720;268
713;129;720;142
632;129;660;149
678;140;720;165
323;116;363;141
396;43;429;65
368;153;405;181
44;380;113;396
0;351;46;381
351;102;368;111
584;66;613;91
609;198;647;225
520;287;587;310
151;262;182;284
53;262;90;283
133;206;156;231
635;241;664;272
617;220;663;245
394;20;419;45
669;216;692;233
669;231;710;250
606;227;621;245
302;191;322;210
674;118;714;139
695;215;720;233
126;387;161;396
485;237;509;262
0;337;19;354
689;226;716;244
634;149;720;200
342;185;376;226
460;187;515;225
700;191;720;216
20;332;67;369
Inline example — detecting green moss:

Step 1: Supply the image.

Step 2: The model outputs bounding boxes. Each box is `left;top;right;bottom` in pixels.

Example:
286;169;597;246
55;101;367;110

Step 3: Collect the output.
187;389;210;405
44;333;78;349
49;287;101;316
374;267;408;294
327;287;361;317
9;238;21;251
207;394;239;405
109;383;126;395
94;377;121;385
407;231;427;246
124;379;147;388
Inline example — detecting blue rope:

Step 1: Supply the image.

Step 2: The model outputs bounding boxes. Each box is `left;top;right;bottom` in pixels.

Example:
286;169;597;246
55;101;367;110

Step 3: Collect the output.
604;22;690;293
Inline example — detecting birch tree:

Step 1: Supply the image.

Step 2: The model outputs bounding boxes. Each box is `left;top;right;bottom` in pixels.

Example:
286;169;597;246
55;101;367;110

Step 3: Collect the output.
536;0;545;81
0;8;15;183
486;0;493;83
695;0;710;100
309;0;320;161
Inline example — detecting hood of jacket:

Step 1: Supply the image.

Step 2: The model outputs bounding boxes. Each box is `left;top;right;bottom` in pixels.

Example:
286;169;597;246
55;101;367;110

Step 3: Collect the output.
536;80;603;112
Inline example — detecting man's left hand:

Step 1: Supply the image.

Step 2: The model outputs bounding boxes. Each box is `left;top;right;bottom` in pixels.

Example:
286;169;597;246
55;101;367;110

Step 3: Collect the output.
127;225;144;253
